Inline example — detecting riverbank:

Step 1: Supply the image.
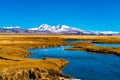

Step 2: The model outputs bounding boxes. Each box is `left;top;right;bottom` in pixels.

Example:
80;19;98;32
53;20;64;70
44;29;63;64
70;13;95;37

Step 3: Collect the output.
65;42;120;55
0;35;70;80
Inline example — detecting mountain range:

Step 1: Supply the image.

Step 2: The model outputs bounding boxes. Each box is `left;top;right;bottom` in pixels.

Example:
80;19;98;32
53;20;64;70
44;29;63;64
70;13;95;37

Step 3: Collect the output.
0;24;119;35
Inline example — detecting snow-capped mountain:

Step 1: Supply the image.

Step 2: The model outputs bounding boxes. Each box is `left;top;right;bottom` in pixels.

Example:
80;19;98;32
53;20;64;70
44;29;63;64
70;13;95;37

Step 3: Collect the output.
29;24;51;31
0;24;119;35
28;24;86;34
93;31;120;35
3;26;21;29
0;26;26;33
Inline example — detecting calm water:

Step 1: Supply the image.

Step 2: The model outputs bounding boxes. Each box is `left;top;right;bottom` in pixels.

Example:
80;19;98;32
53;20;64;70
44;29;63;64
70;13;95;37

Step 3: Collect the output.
94;43;120;48
64;39;84;42
65;39;120;48
29;46;120;80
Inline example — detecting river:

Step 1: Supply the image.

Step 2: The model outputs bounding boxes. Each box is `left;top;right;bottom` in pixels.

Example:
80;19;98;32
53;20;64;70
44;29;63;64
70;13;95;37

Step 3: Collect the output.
29;40;120;80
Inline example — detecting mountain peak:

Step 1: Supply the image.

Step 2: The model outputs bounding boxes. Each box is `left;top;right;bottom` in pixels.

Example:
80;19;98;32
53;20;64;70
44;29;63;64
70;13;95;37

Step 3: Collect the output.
0;24;119;35
38;24;52;31
56;25;70;29
28;24;83;33
38;24;50;28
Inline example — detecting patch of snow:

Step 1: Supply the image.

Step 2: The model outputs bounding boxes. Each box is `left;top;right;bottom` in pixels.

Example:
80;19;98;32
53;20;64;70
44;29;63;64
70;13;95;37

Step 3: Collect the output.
3;26;21;29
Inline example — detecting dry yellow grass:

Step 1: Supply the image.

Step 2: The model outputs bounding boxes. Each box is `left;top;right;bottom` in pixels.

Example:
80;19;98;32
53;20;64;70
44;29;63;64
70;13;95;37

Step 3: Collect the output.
60;35;120;43
0;34;69;80
65;42;120;55
0;34;120;80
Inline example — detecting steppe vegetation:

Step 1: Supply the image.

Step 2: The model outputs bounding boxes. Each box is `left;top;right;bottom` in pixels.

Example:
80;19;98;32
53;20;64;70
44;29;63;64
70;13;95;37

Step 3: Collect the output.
0;34;69;80
65;42;120;55
0;34;120;80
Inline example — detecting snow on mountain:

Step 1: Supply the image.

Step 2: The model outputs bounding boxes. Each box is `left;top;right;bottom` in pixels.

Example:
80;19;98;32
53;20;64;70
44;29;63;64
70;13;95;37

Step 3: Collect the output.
28;28;39;30
28;24;84;33
93;31;120;35
53;25;83;32
3;26;21;29
100;31;119;35
52;25;71;32
28;24;120;35
38;24;52;31
0;24;119;35
28;24;51;31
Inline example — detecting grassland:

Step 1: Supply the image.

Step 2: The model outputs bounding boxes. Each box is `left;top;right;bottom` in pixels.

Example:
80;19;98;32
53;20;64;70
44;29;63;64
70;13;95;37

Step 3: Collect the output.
0;34;120;80
0;34;69;80
65;42;120;55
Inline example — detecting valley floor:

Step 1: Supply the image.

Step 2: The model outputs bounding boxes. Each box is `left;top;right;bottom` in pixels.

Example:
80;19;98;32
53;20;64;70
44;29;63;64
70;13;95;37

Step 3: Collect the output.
0;34;120;80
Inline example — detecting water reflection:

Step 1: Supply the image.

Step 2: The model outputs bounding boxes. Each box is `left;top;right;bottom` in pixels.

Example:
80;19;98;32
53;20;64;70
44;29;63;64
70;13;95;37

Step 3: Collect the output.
65;39;120;48
94;43;120;48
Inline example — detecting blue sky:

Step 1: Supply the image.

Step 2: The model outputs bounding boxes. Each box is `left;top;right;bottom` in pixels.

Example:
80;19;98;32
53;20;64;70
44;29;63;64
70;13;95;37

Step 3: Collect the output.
0;0;120;31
